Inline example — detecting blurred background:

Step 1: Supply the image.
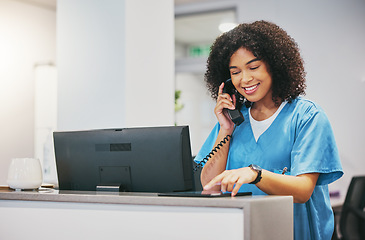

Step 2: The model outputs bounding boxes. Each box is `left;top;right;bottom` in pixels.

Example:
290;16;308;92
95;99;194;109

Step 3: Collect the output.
0;0;364;204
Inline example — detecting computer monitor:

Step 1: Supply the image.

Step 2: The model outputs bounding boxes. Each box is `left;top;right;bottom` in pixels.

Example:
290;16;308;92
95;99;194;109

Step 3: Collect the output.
53;126;194;193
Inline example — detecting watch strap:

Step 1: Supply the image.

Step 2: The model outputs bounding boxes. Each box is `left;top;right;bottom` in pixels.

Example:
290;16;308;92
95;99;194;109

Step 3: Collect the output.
248;164;262;184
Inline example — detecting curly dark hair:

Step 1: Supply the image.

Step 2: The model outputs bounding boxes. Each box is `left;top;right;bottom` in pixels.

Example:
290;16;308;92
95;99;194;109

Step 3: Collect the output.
205;20;306;108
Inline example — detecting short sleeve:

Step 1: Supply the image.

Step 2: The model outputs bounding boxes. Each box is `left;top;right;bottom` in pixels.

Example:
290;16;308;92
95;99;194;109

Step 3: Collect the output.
193;123;220;166
290;104;343;185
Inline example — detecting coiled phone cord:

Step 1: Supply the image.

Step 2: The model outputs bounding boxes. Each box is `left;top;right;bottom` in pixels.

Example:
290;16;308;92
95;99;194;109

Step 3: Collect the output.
193;134;232;172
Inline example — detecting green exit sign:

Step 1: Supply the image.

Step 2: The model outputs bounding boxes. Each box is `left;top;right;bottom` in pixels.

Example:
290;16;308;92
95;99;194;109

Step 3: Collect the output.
189;44;211;57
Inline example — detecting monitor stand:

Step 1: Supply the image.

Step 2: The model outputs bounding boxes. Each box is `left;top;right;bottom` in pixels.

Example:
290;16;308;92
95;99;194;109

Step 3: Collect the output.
96;183;130;192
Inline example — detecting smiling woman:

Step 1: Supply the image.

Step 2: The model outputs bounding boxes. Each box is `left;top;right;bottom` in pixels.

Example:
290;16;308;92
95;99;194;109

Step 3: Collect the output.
194;20;343;240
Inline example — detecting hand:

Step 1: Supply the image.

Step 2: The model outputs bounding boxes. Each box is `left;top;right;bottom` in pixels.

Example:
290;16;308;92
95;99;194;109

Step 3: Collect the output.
214;82;236;132
203;167;257;196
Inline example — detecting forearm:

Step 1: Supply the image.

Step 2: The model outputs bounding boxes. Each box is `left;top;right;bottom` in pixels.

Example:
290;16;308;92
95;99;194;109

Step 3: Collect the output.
205;166;319;202
200;129;232;188
256;170;319;203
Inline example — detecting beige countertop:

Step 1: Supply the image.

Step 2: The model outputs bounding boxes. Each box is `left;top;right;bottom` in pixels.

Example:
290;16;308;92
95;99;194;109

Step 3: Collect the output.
0;188;291;209
0;188;294;240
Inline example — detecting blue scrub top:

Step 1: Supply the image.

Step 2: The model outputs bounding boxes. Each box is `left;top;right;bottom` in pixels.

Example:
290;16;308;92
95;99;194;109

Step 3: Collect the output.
194;97;343;240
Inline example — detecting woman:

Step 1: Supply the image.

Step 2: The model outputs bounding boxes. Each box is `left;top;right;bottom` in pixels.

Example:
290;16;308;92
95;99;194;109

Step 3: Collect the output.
194;20;343;239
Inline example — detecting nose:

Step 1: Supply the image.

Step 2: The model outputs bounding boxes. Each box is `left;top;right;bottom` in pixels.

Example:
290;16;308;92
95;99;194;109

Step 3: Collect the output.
241;71;253;84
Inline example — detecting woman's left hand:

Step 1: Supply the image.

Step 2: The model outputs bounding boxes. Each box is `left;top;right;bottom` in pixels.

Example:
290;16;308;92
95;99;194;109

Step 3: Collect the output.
203;167;257;196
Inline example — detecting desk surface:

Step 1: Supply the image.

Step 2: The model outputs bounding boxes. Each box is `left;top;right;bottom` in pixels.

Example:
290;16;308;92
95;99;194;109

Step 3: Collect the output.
0;188;294;240
0;188;291;209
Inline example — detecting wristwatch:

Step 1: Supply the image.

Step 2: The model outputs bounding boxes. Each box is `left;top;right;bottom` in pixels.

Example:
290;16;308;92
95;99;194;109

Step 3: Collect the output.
248;164;262;184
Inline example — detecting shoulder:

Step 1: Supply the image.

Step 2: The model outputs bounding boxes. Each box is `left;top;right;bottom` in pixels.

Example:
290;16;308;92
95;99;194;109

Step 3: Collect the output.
287;97;331;131
290;97;322;112
288;97;326;120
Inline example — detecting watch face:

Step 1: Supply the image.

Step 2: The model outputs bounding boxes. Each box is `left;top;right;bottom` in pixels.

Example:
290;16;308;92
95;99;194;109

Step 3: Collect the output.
250;164;262;171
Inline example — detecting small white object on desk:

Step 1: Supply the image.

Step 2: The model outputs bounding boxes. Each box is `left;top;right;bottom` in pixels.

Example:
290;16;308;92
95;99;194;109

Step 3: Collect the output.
7;158;43;190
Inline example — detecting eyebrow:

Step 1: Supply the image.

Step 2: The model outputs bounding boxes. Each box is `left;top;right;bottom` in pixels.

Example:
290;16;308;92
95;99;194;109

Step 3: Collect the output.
246;58;260;65
229;57;261;69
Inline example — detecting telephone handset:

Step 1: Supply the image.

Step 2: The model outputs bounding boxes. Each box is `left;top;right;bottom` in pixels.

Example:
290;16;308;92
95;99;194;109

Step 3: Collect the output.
223;79;245;126
193;79;245;171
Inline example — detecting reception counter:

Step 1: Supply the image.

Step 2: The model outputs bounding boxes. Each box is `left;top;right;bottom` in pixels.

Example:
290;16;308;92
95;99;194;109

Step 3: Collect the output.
0;188;293;240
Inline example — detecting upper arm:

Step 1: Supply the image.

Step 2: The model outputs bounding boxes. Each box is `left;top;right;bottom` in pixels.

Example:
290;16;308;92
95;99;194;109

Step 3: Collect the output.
294;172;320;203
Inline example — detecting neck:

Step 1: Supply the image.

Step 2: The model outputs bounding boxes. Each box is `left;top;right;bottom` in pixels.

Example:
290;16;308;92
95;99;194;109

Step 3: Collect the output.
253;100;275;111
251;98;282;121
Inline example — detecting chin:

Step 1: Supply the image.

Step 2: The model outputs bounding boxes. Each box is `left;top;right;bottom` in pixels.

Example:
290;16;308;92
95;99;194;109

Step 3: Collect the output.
244;96;259;103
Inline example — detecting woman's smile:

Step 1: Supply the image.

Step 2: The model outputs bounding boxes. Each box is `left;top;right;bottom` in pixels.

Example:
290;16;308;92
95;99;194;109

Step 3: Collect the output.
243;83;260;94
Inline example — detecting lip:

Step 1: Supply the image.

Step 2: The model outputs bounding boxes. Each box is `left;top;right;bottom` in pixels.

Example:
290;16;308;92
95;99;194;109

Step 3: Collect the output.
243;83;260;95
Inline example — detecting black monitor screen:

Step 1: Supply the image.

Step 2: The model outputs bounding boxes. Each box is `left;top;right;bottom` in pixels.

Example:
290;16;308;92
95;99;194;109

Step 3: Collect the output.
53;126;194;193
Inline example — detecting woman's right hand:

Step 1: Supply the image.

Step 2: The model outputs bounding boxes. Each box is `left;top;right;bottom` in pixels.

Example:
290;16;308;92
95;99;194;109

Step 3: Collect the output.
214;82;236;133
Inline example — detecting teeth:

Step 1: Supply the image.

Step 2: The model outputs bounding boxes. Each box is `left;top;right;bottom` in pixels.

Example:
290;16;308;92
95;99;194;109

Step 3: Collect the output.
245;85;257;91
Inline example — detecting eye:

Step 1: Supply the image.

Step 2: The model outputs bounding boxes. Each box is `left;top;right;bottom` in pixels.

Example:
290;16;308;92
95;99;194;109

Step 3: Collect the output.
249;65;260;70
231;71;241;75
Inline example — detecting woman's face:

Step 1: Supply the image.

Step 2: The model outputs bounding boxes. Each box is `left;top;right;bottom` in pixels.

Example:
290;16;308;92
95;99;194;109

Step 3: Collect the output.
229;47;273;106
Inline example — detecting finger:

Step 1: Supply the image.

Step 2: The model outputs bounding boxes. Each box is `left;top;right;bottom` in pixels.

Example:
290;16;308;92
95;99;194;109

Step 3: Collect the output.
231;179;245;197
216;97;235;110
217;93;233;104
220;173;237;192
203;174;225;190
221;101;236;110
218;82;225;96
220;171;238;192
219;94;232;102
226;175;239;192
220;181;227;193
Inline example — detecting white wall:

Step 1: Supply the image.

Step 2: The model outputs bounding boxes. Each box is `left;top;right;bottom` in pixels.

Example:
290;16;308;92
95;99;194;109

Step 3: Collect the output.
0;0;56;185
124;0;175;127
57;0;126;130
57;0;174;131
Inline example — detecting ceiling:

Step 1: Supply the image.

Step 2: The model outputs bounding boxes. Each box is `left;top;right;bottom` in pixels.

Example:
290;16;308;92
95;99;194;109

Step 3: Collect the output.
175;9;235;45
15;0;214;11
14;0;57;10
